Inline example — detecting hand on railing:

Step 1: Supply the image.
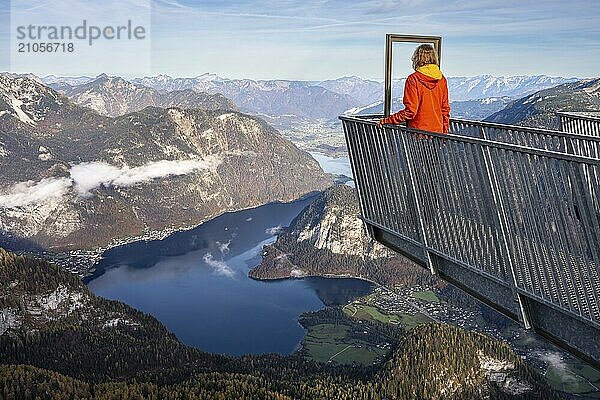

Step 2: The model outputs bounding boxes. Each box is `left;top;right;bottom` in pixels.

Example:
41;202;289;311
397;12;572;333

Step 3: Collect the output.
377;119;385;128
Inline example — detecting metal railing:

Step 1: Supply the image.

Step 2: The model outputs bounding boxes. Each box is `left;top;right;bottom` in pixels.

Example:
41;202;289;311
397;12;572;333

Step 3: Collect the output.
450;118;600;159
340;114;600;366
354;115;600;159
558;111;600;137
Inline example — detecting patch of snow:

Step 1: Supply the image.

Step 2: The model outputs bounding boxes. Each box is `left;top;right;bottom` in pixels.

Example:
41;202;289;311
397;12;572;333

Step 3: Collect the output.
290;268;306;278
0;308;21;335
37;284;87;313
10;97;36;125
583;79;600;95
478;351;532;396
102;317;139;329
217;113;234;121
479;353;515;371
344;100;383;115
0;142;7;158
297;226;317;242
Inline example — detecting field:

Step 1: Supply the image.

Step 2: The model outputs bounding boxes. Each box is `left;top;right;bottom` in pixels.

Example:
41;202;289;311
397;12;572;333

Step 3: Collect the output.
343;304;399;324
412;290;440;303
302;323;388;365
300;288;433;367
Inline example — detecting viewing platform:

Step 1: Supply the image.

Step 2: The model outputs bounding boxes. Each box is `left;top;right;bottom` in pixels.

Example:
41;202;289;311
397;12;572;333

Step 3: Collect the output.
340;112;600;366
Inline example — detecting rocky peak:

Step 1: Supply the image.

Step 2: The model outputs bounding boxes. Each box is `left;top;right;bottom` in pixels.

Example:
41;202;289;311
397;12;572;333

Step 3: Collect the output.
289;185;390;258
0;75;65;125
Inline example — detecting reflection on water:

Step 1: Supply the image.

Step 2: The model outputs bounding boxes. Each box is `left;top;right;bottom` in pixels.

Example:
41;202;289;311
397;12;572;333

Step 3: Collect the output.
310;152;354;187
87;196;373;356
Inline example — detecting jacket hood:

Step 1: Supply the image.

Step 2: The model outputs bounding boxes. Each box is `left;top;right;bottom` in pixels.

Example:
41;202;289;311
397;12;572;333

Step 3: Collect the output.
415;64;443;89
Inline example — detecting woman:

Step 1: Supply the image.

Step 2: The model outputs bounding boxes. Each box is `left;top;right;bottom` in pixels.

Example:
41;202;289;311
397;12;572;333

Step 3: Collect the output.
377;44;450;133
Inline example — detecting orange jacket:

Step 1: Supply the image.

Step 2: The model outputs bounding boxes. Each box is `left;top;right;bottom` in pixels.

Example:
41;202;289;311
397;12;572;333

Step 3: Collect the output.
381;64;450;133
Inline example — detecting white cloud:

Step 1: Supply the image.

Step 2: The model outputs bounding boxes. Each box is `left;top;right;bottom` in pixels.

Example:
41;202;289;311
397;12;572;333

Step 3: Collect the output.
265;225;283;235
216;240;231;254
70;157;220;196
0;177;72;208
0;157;222;209
203;252;235;277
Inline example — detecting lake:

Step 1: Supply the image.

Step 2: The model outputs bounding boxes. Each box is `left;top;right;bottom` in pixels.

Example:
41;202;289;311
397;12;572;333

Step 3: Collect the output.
87;194;373;356
309;151;353;180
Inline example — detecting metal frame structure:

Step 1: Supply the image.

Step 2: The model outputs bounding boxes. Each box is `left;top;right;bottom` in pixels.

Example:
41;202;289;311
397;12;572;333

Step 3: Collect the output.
349;33;600;366
384;34;441;118
340;114;600;366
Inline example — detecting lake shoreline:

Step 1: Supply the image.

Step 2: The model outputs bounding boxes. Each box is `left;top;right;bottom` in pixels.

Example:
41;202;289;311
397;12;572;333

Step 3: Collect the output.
249;271;382;290
72;191;322;283
84;193;375;356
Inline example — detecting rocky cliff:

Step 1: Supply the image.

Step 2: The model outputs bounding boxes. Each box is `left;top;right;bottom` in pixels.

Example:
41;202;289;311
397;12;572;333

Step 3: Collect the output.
249;185;437;288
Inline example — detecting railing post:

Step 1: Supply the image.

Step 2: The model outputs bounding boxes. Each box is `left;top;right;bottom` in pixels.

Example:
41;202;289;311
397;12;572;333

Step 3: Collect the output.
398;128;436;275
479;126;533;329
341;120;376;240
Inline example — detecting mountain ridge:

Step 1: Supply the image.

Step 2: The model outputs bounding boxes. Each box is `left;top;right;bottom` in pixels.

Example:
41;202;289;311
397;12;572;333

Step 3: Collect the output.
37;73;578;123
56;74;237;117
485;77;600;128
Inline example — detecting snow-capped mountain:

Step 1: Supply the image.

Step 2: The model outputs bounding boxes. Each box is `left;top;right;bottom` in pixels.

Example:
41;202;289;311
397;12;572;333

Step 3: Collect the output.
486;78;600;129
0;74;87;131
130;72;225;91
0;75;59;125
42;75;95;86
348;96;513;121
318;76;382;105
319;74;576;106
52;74;236;117
450;97;513;120
131;74;352;119
447;75;578;102
42;73;576;123
50;73;354;121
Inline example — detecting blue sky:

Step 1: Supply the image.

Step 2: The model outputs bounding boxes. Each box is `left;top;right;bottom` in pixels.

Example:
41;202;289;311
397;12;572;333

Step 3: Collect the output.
1;0;599;79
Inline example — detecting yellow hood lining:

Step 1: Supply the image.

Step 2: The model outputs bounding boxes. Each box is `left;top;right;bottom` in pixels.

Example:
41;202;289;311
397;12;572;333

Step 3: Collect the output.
417;64;442;80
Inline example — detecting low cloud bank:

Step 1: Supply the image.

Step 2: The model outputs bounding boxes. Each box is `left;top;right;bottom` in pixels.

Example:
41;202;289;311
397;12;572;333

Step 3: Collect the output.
70;158;220;196
0;177;72;208
216;240;231;255
0;157;221;209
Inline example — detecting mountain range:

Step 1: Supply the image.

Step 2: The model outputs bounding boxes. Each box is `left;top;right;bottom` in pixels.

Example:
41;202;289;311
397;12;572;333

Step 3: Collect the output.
0;74;330;258
59;74;237;117
42;73;578;124
2;70;596;260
